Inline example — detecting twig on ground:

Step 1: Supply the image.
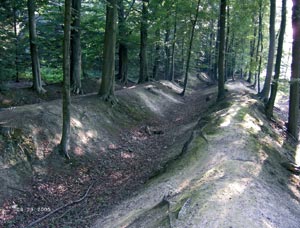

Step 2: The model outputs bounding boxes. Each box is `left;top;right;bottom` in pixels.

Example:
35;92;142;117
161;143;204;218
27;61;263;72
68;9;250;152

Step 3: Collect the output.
25;182;95;228
7;185;29;194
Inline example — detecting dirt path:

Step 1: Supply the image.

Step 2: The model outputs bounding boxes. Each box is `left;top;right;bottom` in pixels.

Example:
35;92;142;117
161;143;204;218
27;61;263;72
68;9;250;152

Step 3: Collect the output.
93;82;300;228
0;79;218;227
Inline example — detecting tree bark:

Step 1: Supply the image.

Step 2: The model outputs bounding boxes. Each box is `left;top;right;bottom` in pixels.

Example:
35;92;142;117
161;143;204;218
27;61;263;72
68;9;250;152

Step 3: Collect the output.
70;0;83;94
259;0;276;102
217;0;226;100
180;0;201;96
60;0;72;159
164;26;171;80
13;3;19;83
138;0;149;83
99;0;117;103
214;18;220;81
247;21;257;84
118;0;129;85
152;28;161;80
170;5;177;82
27;0;46;94
288;0;300;139
265;0;286;119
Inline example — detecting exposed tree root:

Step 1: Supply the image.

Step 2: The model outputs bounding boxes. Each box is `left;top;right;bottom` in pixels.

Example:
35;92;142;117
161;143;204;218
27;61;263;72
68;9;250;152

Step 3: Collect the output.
25;182;94;228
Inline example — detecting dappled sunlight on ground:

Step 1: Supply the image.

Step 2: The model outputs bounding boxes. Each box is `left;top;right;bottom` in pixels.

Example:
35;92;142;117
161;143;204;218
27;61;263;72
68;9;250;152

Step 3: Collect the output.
294;145;300;166
93;82;300;228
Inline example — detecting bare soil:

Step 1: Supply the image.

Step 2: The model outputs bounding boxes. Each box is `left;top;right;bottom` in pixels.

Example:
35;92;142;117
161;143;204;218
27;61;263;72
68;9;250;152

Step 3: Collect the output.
93;82;300;228
0;77;217;227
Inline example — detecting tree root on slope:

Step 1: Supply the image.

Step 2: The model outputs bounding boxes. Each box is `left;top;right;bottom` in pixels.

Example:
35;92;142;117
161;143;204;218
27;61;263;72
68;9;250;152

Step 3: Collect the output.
25;182;95;228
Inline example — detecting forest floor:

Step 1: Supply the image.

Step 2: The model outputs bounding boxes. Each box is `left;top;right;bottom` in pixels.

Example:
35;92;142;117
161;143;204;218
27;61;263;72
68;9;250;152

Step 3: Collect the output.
0;78;129;108
0;76;216;227
93;82;300;228
0;78;299;228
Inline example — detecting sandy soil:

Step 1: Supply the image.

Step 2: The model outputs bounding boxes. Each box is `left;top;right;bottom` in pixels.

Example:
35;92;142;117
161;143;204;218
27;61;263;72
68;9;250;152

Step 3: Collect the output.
93;82;300;228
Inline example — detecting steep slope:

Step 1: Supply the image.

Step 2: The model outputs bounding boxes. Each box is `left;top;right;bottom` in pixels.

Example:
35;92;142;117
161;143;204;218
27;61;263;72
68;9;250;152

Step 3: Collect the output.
93;82;300;228
0;78;218;227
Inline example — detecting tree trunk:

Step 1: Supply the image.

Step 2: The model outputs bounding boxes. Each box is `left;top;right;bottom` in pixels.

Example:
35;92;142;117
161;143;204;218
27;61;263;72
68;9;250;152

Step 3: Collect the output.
170;5;177;82
247;21;257;84
118;0;129;85
70;0;83;94
164;26;171;81
60;0;72;159
214;18;221;81
152;28;160;80
13;3;19;83
257;0;264;93
288;0;300;139
138;0;149;83
217;0;226;100
265;0;286;119
259;0;276;102
180;0;201;96
99;0;117;103
225;2;230;82
27;0;46;94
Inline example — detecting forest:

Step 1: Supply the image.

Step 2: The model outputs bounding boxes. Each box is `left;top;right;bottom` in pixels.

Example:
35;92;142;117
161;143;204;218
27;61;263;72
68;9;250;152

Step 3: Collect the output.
0;0;300;227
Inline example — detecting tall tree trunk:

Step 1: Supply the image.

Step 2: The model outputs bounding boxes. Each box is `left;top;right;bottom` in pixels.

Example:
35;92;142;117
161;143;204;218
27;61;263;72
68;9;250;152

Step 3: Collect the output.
257;0;264;93
164;26;171;80
70;0;83;94
288;0;300;139
99;0;117;102
118;0;129;85
259;0;276;102
170;6;177;82
60;0;72;159
225;1;230;81
247;21;257;84
180;0;201;96
152;28;160;80
208;30;214;80
180;36;185;76
214;18;221;81
265;0;286;119
217;0;226;100
138;0;149;83
13;3;19;83
27;0;46;94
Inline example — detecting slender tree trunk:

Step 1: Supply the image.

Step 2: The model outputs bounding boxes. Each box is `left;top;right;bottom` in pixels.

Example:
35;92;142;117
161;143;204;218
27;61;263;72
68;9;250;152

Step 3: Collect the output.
180;0;201;96
208;30;214;80
60;0;72;159
118;0;129;84
152;28;160;80
138;0;149;83
265;0;286;119
27;0;46;94
257;0;264;93
70;0;83;94
13;3;19;83
164;25;171;80
214;18;221;81
217;0;226;100
225;2;230;81
288;0;300;139
253;12;262;89
180;36;185;76
99;0;117;103
259;0;276;102
170;5;177;82
247;22;257;84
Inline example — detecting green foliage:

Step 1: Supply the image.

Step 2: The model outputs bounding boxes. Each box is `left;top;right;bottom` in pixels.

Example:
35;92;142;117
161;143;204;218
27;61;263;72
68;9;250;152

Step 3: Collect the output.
23;67;63;84
0;0;272;85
